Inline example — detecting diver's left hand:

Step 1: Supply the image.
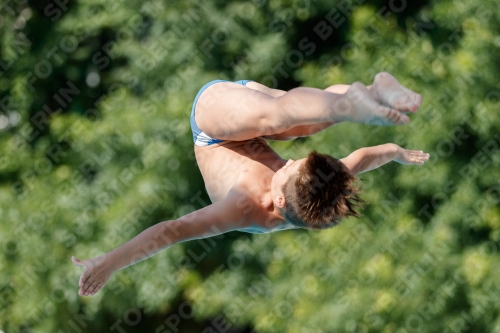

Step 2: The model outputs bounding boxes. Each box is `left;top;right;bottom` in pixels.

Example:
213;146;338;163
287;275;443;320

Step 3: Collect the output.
72;255;114;296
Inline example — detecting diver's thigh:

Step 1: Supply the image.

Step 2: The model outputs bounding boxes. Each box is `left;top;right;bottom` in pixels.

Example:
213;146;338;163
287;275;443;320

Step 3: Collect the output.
195;82;278;141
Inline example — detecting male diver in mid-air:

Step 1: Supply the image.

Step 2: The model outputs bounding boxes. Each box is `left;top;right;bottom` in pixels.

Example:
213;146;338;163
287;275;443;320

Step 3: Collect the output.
72;72;429;296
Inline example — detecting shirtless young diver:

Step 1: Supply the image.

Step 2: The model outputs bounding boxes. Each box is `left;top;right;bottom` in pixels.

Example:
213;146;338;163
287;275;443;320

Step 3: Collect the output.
72;72;430;296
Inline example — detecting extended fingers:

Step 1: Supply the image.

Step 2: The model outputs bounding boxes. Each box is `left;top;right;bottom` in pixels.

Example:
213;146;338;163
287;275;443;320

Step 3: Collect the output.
406;150;430;164
410;150;430;158
79;270;95;295
89;283;102;296
81;280;97;296
79;270;90;288
86;281;99;296
78;278;90;296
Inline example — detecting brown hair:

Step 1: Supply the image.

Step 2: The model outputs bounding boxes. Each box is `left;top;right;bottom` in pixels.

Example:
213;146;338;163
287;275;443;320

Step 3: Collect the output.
283;150;364;229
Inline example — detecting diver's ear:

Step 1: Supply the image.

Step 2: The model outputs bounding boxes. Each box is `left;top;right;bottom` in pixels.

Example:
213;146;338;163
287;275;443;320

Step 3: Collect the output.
275;195;286;208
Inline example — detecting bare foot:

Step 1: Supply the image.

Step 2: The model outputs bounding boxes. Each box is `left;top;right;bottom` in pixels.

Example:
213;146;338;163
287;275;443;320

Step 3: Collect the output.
344;82;411;126
371;72;422;112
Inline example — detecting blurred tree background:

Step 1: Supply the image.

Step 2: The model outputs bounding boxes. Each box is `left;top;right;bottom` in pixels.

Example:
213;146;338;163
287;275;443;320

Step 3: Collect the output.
1;0;500;332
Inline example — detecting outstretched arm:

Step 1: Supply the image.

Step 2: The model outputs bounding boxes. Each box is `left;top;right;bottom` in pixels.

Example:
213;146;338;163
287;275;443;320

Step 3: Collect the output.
72;190;252;296
340;143;430;175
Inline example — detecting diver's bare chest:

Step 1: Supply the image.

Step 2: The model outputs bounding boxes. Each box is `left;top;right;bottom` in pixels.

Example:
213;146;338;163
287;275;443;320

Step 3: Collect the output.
194;141;281;202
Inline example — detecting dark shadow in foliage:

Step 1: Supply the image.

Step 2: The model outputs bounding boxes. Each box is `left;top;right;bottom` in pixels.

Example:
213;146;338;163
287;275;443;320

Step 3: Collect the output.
25;2;128;146
72;294;258;333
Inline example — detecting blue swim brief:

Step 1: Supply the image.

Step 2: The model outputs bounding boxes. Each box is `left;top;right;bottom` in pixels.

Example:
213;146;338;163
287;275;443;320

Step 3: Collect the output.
190;79;254;146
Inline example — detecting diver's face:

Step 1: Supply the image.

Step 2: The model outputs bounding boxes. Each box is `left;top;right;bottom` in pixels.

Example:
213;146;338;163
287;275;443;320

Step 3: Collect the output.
271;158;306;208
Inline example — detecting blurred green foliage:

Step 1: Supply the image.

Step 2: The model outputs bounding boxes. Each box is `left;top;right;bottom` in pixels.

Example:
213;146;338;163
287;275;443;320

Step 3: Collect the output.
1;0;500;332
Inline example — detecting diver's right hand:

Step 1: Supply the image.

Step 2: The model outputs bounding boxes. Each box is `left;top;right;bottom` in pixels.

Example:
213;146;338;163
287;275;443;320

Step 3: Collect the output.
393;147;430;165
